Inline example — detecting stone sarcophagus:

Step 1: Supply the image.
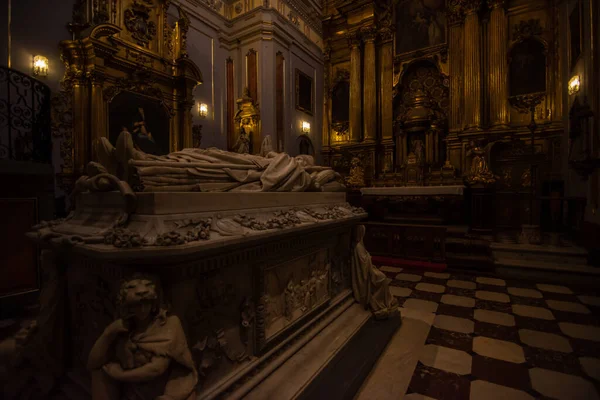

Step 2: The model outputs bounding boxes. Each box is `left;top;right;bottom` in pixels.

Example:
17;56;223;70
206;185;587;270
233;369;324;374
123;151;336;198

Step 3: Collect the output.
24;190;370;398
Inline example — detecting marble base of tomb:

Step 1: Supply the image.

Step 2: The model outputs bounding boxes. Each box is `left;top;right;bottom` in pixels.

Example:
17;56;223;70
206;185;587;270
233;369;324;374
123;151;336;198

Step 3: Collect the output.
22;191;400;399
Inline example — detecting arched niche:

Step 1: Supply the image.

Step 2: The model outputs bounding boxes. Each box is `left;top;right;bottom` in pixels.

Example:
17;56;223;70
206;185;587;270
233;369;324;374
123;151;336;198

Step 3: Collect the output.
509;38;547;97
297;134;315;156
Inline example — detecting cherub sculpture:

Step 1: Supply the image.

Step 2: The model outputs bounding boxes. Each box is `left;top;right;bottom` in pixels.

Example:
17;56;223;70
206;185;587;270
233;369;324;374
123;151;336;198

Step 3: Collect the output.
87;274;197;400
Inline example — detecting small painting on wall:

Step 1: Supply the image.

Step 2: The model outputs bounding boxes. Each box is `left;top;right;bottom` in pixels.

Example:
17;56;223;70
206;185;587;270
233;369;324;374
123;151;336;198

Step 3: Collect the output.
295;69;314;115
395;0;446;57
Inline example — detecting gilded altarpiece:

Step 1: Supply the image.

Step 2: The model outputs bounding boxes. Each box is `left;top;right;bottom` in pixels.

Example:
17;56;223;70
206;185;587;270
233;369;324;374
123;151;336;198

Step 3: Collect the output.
322;0;563;193
54;0;202;191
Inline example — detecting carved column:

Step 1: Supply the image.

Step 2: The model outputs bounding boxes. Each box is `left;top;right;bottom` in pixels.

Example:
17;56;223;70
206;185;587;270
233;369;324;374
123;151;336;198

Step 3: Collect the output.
362;28;377;142
348;33;362;142
322;44;332;153
379;27;395;172
463;0;482;131
72;77;88;176
488;0;509;129
226;58;235;151
90;73;106;160
448;1;465;133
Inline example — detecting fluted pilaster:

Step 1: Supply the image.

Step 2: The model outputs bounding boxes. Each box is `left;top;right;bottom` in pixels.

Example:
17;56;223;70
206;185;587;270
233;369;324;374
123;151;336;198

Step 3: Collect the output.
488;0;509;128
362;28;377;142
463;0;482;131
323;44;332;149
379;26;394;173
348;33;362;142
379;27;394;141
447;1;465;133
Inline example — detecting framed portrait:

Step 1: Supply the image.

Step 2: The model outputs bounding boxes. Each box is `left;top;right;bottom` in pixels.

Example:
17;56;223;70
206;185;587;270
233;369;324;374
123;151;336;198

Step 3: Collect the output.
569;0;582;69
295;69;314;115
394;0;447;57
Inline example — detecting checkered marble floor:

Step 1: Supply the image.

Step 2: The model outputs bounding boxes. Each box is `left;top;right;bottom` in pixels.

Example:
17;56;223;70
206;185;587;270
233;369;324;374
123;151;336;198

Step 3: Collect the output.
379;266;600;400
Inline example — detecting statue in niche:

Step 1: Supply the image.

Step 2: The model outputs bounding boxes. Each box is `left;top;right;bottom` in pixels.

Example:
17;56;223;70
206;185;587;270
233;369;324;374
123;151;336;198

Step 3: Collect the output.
411;139;424;165
464;140;495;186
351;225;399;320
233;124;251;154
346;157;366;188
87;274;197;400
96;130;344;192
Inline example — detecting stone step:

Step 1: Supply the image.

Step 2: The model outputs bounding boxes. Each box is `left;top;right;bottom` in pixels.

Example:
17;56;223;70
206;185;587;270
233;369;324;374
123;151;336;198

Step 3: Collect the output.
243;302;401;400
446;253;494;270
494;257;600;275
495;258;600;286
446;238;491;256
491;242;588;265
446;226;469;238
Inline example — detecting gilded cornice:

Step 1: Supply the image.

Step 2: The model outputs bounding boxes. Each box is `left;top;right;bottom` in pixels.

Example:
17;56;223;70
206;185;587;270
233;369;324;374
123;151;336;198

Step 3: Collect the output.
346;31;361;47
447;0;465;26
285;0;323;36
360;26;377;42
376;0;393;42
487;0;506;10
462;0;482;15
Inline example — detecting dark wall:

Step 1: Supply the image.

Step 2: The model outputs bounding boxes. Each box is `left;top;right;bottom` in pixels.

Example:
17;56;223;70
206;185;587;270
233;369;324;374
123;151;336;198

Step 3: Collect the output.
0;0;73;93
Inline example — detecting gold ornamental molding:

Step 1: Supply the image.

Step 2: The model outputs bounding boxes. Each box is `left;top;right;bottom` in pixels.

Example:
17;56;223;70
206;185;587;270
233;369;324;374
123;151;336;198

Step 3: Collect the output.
54;0;203;192
512;19;544;42
462;0;482;14
487;0;506;10
447;0;465;26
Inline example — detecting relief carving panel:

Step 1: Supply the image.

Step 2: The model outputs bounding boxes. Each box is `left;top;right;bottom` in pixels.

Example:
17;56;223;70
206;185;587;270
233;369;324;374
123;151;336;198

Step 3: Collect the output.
262;249;331;341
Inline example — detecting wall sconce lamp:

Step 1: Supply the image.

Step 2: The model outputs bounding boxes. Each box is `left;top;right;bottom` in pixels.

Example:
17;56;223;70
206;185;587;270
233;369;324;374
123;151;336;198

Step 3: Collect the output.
568;75;581;95
301;121;311;133
33;55;49;77
198;103;208;118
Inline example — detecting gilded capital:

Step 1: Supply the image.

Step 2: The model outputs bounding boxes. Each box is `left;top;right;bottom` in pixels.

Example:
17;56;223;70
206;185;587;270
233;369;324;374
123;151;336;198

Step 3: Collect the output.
487;0;506;9
347;32;361;48
379;27;394;43
462;0;482;15
447;1;465;25
360;26;377;43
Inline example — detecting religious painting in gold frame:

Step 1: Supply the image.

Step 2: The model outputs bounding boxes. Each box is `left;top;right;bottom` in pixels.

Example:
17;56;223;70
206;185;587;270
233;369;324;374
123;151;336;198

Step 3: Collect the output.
295;69;314;115
108;91;171;156
394;0;447;58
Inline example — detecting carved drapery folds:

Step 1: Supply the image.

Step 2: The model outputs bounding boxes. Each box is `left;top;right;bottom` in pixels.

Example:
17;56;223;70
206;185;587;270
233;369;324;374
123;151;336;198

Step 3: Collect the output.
56;0;202;190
